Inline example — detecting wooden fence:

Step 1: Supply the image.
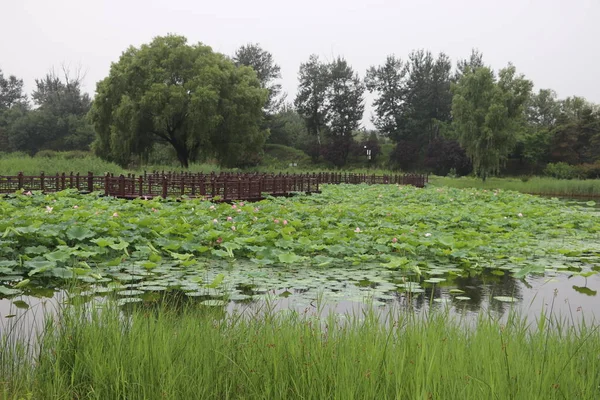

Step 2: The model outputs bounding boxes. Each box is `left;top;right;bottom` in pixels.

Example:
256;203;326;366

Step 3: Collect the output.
0;171;428;200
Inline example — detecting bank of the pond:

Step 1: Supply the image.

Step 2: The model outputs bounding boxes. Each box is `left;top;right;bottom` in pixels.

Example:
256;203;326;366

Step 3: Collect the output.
2;301;599;400
431;175;600;197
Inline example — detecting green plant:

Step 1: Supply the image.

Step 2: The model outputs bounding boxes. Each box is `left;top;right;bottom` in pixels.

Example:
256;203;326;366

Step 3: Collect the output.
544;162;577;180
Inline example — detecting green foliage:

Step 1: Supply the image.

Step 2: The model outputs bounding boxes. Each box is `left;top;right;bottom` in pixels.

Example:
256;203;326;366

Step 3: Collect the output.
544;162;577;180
90;35;269;168
451;65;533;180
266;105;309;147
294;55;331;150
233;43;284;115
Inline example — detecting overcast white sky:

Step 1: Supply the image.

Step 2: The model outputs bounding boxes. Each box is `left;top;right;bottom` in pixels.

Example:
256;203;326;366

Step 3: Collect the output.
2;0;599;126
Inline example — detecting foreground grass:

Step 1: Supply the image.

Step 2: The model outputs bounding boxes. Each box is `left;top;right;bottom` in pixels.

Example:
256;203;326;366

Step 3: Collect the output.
431;175;600;197
2;301;599;399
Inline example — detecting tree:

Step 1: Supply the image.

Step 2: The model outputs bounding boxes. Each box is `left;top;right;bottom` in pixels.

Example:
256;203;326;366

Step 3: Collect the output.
365;55;407;139
0;69;27;110
451;65;533;180
90;35;268;168
294;55;330;150
455;49;485;80
0;69;28;151
366;51;453;169
4;67;94;154
324;57;365;166
267;104;308;147
233;43;284;115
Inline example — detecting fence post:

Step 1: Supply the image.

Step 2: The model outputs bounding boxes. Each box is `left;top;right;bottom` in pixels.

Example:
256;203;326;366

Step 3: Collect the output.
87;172;93;192
40;172;45;192
162;176;168;198
104;173;110;196
17;172;23;190
118;175;125;197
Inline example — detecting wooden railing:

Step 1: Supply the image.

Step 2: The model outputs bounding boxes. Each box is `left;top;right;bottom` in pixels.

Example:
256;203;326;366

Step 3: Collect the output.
0;171;428;200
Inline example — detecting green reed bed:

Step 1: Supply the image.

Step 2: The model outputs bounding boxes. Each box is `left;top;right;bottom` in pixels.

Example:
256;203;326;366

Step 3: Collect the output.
0;152;218;176
2;301;599;400
431;176;600;197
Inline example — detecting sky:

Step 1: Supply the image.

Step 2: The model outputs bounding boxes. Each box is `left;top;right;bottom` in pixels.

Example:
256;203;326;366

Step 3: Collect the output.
2;0;599;127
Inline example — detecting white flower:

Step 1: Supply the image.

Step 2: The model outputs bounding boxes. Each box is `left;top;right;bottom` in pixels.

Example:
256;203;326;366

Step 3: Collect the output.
45;206;53;213
425;233;432;237
354;227;361;233
517;213;523;218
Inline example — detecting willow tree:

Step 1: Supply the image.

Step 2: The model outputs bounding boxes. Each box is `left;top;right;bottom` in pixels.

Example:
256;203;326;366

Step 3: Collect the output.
90;35;268;168
451;65;532;180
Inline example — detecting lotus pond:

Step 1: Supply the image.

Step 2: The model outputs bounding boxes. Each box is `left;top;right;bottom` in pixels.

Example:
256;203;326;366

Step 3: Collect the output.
1;184;599;319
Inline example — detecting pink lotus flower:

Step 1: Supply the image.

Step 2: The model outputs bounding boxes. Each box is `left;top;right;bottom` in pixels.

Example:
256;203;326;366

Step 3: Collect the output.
209;205;216;211
232;204;237;209
392;237;398;243
112;212;119;218
231;226;236;231
239;202;245;207
518;213;523;217
283;220;288;225
216;237;223;244
274;219;279;224
45;206;53;213
212;219;218;224
73;205;79;209
227;216;233;221
354;227;361;233
24;191;32;196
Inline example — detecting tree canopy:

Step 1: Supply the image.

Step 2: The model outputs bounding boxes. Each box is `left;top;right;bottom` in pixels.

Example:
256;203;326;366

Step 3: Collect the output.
90;35;268;168
451;65;533;180
233;43;284;116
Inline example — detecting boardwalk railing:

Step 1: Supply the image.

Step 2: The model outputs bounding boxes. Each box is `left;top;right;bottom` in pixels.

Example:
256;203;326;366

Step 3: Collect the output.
0;171;428;200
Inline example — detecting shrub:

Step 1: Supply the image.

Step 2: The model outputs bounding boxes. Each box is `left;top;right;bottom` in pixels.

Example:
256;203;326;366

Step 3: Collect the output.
544;162;577;179
35;149;58;158
423;138;472;176
389;140;419;170
573;161;600;179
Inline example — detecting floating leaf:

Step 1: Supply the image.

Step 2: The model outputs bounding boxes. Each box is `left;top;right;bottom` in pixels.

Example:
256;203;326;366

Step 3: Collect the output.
493;296;518;303
66;226;95;241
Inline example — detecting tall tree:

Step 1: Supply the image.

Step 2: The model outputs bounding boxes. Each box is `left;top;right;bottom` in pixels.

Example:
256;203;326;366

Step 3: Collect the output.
5;67;94;154
451;65;532;180
324;57;365;166
294;55;330;149
233;43;284;115
0;69;27;110
455;49;485;80
90;35;268;168
0;69;28;151
365;55;407;139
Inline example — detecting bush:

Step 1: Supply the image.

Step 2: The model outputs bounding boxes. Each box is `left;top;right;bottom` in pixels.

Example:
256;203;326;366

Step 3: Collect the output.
389;140;419;171
544;162;577;179
573;161;600;179
63;150;91;159
35;149;58;158
423;138;472;176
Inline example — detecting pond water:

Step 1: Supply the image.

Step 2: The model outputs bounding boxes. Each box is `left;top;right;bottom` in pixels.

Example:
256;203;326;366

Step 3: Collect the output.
1;197;599;333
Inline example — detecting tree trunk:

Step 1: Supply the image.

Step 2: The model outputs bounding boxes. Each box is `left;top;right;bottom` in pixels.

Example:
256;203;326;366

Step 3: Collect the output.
171;141;189;168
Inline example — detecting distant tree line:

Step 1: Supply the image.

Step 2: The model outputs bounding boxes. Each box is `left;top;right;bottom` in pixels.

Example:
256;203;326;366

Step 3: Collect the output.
1;35;599;178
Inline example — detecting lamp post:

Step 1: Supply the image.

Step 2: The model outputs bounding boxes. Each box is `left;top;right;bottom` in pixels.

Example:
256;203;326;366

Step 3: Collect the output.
364;145;372;160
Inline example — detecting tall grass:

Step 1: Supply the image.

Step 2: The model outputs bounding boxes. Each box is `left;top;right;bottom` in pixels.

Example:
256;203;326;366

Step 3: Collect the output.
2;300;599;399
0;152;219;176
432;175;600;197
